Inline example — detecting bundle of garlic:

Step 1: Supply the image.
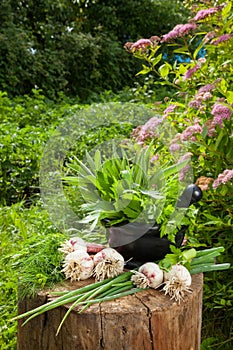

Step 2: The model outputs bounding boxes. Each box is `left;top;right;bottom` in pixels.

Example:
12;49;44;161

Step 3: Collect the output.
59;238;125;282
59;237;106;255
130;262;192;303
13;245;229;335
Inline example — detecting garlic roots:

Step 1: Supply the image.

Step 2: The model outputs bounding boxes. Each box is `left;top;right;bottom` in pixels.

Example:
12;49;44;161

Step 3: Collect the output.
131;262;163;289
163;264;192;303
93;248;124;281
59;237;87;255
62;250;94;282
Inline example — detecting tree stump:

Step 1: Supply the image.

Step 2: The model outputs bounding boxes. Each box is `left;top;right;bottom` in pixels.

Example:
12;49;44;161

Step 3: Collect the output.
17;273;203;350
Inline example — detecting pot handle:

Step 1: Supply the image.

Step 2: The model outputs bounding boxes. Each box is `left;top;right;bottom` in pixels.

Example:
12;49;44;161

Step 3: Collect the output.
176;184;203;208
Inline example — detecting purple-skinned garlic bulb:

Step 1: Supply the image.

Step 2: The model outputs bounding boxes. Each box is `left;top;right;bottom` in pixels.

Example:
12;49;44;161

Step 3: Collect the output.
59;237;87;255
163;264;192;303
62;250;94;282
93;248;124;281
131;262;163;289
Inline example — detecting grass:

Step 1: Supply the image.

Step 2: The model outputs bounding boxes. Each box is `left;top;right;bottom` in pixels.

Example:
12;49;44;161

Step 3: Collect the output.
0;202;65;349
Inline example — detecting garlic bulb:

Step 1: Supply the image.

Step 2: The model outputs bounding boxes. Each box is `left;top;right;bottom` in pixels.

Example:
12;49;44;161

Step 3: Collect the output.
86;242;106;254
131;262;163;289
59;237;87;255
93;248;124;281
163;264;192;303
62;250;94;282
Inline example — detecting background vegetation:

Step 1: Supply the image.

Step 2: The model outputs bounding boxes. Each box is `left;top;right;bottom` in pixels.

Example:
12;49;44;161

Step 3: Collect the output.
0;0;232;349
0;0;188;100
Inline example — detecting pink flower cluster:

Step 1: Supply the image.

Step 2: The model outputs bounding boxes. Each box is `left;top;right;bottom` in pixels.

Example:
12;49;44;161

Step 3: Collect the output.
204;102;232;136
161;23;197;42
189;79;222;110
183;65;200;80
212;169;233;189
192;6;222;21
211;33;233;45
177;152;192;181
204;119;216;137
163;104;178;116
189;91;212;110
180;121;203;142
211;103;232;127
203;31;216;43
131;39;152;51
131;116;165;144
169;133;182;153
198;79;221;93
169;119;202;150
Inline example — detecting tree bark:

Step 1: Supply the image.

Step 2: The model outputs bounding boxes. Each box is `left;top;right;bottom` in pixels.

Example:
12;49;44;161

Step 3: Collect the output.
17;273;203;350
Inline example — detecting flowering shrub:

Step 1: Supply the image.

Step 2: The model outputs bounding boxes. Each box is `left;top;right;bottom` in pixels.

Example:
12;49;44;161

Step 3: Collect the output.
125;0;232;217
125;0;233;346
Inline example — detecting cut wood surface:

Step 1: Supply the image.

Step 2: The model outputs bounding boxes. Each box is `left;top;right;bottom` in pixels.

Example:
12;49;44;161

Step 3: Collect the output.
17;273;203;350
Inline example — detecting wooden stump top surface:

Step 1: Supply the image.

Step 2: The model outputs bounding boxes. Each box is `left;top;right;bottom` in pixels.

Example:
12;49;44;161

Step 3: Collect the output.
18;273;203;350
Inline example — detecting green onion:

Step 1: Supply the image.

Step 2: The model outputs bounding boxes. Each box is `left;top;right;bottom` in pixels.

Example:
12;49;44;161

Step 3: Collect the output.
189;246;230;274
195;247;224;257
190;251;222;266
190;263;230;275
12;271;135;325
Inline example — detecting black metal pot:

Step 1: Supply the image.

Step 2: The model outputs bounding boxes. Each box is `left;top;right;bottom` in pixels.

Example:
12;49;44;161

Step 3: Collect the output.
104;184;202;268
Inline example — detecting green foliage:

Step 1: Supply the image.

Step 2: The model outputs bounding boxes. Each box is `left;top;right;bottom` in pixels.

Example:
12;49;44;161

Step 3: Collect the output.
64;145;191;238
0;0;189;100
0;202;65;349
0;93;150;206
79;0;189;38
126;0;233;347
0;90;72;205
0;1;232;347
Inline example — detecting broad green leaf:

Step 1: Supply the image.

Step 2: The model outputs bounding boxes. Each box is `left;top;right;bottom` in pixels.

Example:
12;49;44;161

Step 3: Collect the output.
163;159;190;177
178;64;188;75
214;128;225;149
226;91;233;104
220;78;227;93
139;189;164;199
136;65;151;76
201;125;208;139
183;248;197;261
85;150;96;172
222;1;232;19
72;156;95;177
158;63;170;78
173;46;189;54
149;159;189;185
63;176;79;185
194;42;205;60
151;53;162;67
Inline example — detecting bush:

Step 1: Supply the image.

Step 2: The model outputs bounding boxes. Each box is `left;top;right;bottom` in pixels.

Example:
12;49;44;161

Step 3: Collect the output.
0;0;189;100
125;0;233;347
0;92;153;205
